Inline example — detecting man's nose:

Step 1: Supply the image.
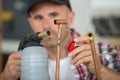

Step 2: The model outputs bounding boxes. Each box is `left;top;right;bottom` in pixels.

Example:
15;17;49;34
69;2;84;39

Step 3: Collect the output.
42;19;51;29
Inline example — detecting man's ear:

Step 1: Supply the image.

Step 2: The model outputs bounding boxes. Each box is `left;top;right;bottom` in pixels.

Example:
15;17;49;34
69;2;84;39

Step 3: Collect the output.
28;18;34;30
28;18;32;26
68;11;75;28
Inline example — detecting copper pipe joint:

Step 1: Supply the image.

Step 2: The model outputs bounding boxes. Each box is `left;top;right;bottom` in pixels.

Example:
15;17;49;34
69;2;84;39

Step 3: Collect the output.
54;19;67;25
87;32;94;41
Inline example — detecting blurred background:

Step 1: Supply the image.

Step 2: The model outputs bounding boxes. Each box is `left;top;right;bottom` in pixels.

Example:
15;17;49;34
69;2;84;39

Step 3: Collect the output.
1;0;120;70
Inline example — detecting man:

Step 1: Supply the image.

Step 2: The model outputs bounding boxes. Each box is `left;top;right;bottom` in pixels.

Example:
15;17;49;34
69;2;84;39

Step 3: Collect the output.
0;0;120;80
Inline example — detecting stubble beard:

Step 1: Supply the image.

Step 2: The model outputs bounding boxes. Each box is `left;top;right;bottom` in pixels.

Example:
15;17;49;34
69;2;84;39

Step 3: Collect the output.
41;29;72;59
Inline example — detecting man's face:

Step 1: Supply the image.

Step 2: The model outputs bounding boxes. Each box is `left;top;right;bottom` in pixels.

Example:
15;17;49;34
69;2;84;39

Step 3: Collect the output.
28;2;74;48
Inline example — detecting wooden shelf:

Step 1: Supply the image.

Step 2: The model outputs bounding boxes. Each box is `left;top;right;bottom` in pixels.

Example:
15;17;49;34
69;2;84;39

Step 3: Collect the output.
0;0;3;72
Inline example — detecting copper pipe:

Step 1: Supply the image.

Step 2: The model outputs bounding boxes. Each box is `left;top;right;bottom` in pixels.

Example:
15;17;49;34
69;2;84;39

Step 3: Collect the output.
54;19;67;25
54;19;67;80
98;51;120;56
87;32;102;80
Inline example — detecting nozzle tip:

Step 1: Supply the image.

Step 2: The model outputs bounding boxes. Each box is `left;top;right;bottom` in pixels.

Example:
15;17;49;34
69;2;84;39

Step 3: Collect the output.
46;31;50;36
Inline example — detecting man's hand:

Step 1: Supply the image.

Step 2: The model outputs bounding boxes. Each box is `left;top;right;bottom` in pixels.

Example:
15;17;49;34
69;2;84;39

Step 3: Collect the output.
2;52;21;80
68;36;100;73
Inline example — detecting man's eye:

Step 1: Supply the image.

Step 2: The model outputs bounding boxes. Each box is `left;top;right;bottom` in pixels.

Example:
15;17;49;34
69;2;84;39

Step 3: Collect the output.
34;16;43;20
50;13;59;18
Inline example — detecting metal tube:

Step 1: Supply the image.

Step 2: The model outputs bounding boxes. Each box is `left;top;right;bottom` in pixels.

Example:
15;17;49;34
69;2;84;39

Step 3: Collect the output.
54;19;67;80
54;19;67;25
87;32;102;80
